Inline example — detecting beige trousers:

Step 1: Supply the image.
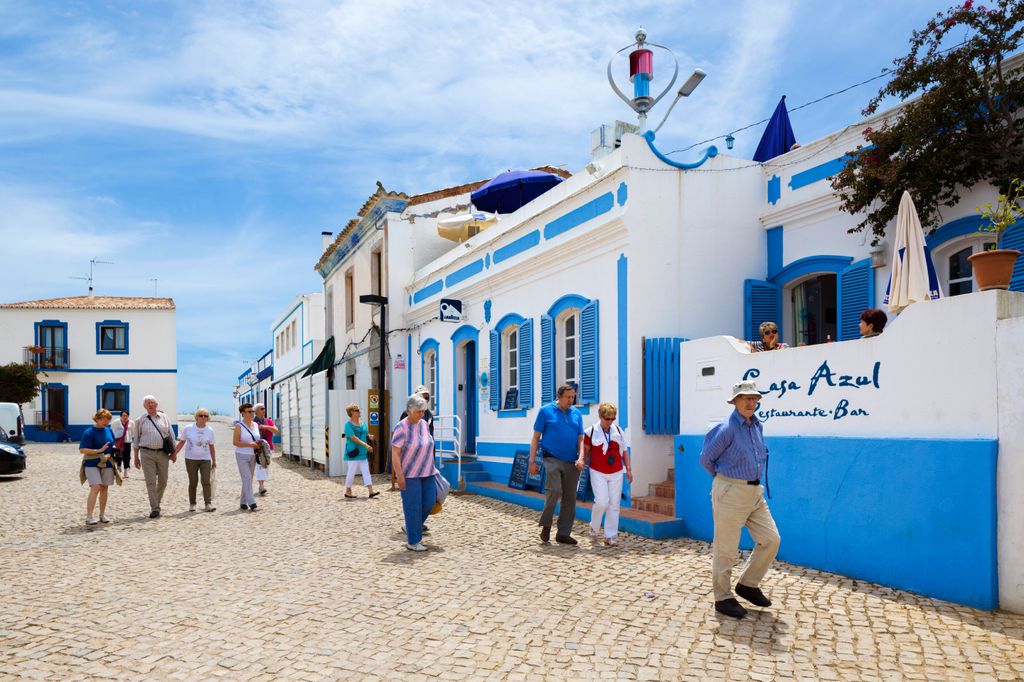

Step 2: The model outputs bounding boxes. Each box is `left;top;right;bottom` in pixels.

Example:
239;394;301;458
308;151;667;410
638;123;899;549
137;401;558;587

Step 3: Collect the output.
140;447;170;512
711;475;781;602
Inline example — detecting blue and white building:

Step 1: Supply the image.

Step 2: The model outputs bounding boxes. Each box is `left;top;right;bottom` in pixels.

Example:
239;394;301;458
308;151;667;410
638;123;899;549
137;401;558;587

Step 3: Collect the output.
0;295;178;440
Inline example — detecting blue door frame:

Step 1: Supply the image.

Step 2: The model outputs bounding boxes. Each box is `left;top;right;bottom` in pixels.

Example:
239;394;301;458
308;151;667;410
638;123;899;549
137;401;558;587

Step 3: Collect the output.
464;341;477;453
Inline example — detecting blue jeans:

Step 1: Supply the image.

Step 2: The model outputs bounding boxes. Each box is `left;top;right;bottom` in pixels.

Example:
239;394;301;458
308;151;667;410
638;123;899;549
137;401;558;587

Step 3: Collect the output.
400;476;437;545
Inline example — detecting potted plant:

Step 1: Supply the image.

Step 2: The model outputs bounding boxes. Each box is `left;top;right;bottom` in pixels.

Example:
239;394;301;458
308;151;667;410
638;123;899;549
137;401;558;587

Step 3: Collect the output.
971;178;1024;289
25;345;45;354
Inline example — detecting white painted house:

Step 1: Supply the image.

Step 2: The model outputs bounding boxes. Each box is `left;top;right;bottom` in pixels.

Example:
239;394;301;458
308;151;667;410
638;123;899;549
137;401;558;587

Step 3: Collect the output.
0;295;178;440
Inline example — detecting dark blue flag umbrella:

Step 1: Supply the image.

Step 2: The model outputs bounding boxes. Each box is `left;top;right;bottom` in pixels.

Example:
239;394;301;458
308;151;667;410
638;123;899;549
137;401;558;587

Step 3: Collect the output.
471;170;564;214
753;96;797;163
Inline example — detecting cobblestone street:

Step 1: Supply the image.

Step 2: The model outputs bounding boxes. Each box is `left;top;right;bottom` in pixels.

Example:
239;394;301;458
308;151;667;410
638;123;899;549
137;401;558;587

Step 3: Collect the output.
2;421;1024;681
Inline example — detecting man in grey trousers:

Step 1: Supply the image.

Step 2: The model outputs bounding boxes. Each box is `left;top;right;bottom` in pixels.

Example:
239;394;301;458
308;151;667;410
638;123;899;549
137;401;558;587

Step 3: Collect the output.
132;395;176;518
529;384;585;545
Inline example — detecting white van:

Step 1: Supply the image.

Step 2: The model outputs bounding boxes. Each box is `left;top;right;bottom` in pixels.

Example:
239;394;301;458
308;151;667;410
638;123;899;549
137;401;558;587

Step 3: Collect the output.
0;403;26;444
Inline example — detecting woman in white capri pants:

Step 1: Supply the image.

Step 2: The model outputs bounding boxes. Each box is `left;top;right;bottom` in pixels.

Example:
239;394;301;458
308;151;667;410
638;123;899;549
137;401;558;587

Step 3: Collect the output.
343;403;379;499
584;402;632;546
232;403;261;512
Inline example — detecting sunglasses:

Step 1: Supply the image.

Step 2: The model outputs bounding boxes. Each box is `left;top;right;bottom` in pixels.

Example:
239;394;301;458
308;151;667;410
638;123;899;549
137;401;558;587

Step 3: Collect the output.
763;330;778;336
242;409;254;413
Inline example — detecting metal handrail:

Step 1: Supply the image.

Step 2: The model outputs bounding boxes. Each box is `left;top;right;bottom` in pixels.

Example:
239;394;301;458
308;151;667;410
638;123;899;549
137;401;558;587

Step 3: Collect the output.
433;414;463;489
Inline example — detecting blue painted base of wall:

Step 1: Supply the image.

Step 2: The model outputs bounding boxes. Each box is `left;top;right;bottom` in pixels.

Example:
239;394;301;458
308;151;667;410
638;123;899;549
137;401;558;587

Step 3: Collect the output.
675;434;998;609
25;423;179;443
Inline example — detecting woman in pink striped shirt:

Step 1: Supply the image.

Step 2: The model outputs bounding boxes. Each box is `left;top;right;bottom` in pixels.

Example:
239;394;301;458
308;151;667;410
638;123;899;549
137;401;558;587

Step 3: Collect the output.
392;394;436;552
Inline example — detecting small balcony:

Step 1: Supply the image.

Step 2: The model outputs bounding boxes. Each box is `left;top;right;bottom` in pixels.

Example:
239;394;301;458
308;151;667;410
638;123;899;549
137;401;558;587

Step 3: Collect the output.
24;347;70;371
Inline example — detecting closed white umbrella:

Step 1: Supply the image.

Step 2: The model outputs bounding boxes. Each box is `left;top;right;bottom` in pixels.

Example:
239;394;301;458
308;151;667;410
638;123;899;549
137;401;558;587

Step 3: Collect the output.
883;191;943;313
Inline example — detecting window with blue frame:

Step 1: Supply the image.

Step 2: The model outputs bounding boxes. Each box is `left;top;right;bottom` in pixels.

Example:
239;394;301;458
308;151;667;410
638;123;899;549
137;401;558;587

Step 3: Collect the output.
489;314;533;412
99;385;128;413
540;295;598;405
96;320;129;354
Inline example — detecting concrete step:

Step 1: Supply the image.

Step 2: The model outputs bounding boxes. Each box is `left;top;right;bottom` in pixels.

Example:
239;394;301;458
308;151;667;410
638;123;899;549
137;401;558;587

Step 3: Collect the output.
466;481;686;540
631;495;675;516
463;471;489;482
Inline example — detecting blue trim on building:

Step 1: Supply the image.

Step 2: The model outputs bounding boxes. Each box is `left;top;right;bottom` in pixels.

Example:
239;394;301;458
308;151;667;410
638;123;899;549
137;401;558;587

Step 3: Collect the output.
450;324;480;442
617;182;628;206
483;300;492;323
766;227;784;279
545;294;590;320
485;253;491;269
493;230;541;264
256;366;274;382
96;382;130;414
769;254;853;286
925;215;988;249
40;381;69;428
544;193;614;240
445;259;485;288
55;369;177;374
496;409;528;419
95;320;129;355
767;175;781;205
675;434;998;609
494;313;525;333
413;280;444;304
642;131;718;169
272;301;303;334
34;319;68;358
419;338;440;415
616;254;628;430
788;154;851;191
238;368;252;382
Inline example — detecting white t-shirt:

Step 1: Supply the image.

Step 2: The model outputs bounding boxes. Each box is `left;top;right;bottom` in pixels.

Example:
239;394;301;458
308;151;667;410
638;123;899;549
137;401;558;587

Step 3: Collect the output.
182;423;216;460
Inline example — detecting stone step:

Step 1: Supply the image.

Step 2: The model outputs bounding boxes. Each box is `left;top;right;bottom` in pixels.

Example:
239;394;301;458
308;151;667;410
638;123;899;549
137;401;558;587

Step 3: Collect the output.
631;495;675;517
667;468;674;482
648;482;674;499
466;481;686;539
463;471;489;482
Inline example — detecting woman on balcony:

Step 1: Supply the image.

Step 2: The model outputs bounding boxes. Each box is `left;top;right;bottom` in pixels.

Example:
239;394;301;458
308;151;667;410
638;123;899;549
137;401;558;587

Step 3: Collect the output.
79;408;119;525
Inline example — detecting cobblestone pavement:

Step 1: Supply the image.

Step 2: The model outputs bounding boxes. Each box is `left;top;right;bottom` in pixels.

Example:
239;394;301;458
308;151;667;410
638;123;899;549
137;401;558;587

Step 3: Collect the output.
2;420;1024;681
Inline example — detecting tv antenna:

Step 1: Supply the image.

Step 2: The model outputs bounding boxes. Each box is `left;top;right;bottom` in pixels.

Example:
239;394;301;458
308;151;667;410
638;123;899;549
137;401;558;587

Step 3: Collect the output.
150;278;159;296
69;258;114;296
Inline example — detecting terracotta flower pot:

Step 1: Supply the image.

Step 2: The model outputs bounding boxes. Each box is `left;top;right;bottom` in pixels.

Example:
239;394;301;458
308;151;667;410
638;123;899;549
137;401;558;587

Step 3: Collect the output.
968;249;1021;291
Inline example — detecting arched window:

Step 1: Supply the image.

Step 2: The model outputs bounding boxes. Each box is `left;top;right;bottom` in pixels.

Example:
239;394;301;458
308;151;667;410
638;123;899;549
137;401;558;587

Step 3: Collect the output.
556;309;579;400
489;314;533;412
419;338;439;413
541;294;599;404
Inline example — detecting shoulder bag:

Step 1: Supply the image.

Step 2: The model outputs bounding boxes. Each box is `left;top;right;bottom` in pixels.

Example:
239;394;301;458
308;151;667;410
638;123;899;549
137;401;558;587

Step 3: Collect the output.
147;415;176;455
240;421;271;467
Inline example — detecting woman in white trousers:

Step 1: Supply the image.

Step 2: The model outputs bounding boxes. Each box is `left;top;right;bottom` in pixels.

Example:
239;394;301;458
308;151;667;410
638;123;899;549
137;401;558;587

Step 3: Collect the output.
584;402;632;546
232;403;261;512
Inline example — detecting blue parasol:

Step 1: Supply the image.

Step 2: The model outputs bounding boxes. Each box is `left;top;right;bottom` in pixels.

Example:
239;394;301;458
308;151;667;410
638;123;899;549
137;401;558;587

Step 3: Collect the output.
470;170;564;214
753;96;797;163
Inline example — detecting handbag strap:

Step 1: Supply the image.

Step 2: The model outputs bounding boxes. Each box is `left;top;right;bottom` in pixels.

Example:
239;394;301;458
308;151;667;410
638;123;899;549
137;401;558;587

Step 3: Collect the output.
146;414;169;439
239;421;259;442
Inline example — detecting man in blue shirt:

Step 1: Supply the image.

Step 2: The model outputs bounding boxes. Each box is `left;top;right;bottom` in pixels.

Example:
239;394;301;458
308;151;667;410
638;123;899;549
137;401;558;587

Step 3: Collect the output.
529;384;585;545
699;380;780;619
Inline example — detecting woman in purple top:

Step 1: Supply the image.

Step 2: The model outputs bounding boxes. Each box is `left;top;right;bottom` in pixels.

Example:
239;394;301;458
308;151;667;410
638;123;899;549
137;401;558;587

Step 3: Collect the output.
391;393;436;552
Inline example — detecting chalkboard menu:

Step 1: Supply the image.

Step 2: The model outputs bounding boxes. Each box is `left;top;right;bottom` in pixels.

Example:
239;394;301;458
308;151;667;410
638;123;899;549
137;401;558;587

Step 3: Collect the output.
576;463;593;502
508;450;544;491
503;388;519;410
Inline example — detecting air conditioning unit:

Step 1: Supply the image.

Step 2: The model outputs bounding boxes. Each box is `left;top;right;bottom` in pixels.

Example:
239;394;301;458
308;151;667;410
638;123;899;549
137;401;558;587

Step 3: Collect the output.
591;120;639;161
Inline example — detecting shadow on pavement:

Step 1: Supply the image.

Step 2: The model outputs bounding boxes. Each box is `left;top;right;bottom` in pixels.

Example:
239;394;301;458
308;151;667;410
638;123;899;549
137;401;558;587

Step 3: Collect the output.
712;608;790;655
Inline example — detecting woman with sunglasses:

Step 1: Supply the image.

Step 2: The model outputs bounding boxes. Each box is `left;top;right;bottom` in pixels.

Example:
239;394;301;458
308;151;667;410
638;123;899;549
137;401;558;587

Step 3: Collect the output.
232;403;261;512
749;321;789;352
343;402;378;499
583;402;631;546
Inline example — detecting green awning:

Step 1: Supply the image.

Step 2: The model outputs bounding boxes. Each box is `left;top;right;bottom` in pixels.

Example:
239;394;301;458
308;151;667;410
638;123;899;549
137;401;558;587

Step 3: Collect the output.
302;336;335;378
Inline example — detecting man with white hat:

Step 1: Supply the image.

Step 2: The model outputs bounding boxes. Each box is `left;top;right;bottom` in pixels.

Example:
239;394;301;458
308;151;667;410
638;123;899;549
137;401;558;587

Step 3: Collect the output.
699;380;780;619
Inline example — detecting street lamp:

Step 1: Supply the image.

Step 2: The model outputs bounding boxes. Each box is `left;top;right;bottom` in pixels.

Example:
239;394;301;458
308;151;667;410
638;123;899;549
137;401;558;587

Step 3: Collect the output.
359;294;389;473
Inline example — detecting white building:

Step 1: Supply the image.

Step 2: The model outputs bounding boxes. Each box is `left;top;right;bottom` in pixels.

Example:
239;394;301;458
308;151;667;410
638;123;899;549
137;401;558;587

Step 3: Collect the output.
0;295;178;440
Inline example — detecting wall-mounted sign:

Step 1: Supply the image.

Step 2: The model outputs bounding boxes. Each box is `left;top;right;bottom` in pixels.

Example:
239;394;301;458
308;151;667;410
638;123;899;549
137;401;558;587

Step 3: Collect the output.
369;411;379;426
440;298;463;323
394;354;406;370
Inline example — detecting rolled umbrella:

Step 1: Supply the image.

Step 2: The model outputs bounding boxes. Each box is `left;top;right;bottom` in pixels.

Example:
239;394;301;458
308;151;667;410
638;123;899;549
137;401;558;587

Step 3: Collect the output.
470;170;564;214
883;191;943;313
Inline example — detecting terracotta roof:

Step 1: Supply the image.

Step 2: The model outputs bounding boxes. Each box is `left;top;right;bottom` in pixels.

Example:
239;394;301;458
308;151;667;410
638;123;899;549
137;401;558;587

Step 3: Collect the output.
0;296;176;310
405;166;571;207
315;181;409;271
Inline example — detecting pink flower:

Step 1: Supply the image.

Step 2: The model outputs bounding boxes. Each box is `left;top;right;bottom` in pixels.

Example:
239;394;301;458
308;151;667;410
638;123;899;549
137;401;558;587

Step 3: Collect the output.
963;0;973;9
863;127;874;135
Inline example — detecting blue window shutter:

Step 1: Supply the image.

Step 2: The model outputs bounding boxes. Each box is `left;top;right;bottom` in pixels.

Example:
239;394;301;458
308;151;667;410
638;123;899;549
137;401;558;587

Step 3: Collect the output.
540;314;554;404
744;279;781;343
489;329;500;411
580;299;599;404
519;318;533;408
838;258;874;341
1002;221;1024;292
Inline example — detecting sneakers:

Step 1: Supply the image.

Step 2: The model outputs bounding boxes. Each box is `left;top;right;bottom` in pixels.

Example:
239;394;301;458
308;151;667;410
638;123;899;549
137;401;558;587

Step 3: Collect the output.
406;542;428;552
204;504;216;512
189;504;196;512
85;516;98;526
99;516;111;524
735;583;772;607
715;598;747;619
605;536;619;546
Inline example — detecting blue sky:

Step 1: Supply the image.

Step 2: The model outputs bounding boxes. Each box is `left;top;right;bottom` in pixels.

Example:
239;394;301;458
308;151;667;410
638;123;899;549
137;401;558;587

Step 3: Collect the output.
0;0;952;413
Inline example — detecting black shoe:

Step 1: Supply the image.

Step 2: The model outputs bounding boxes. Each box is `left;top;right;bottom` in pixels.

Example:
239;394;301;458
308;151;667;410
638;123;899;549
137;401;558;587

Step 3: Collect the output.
735;583;772;607
240;504;248;510
149;509;160;518
715;598;748;619
555;535;578;545
249;504;258;511
540;526;551;543
259;489;267;496
368;491;380;498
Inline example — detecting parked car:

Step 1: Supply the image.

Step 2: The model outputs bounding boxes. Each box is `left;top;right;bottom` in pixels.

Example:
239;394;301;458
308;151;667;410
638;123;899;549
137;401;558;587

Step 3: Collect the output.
0;403;25;445
0;429;26;476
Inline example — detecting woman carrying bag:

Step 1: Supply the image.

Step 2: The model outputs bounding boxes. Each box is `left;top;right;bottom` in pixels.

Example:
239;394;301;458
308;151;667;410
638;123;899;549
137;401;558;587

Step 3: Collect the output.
584;402;632;546
391;394;436;552
232;403;262;512
343;403;378;499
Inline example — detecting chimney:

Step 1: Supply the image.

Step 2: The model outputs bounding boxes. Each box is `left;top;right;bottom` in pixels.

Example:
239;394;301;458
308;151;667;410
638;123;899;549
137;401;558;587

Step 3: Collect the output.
88;286;94;299
321;231;334;252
